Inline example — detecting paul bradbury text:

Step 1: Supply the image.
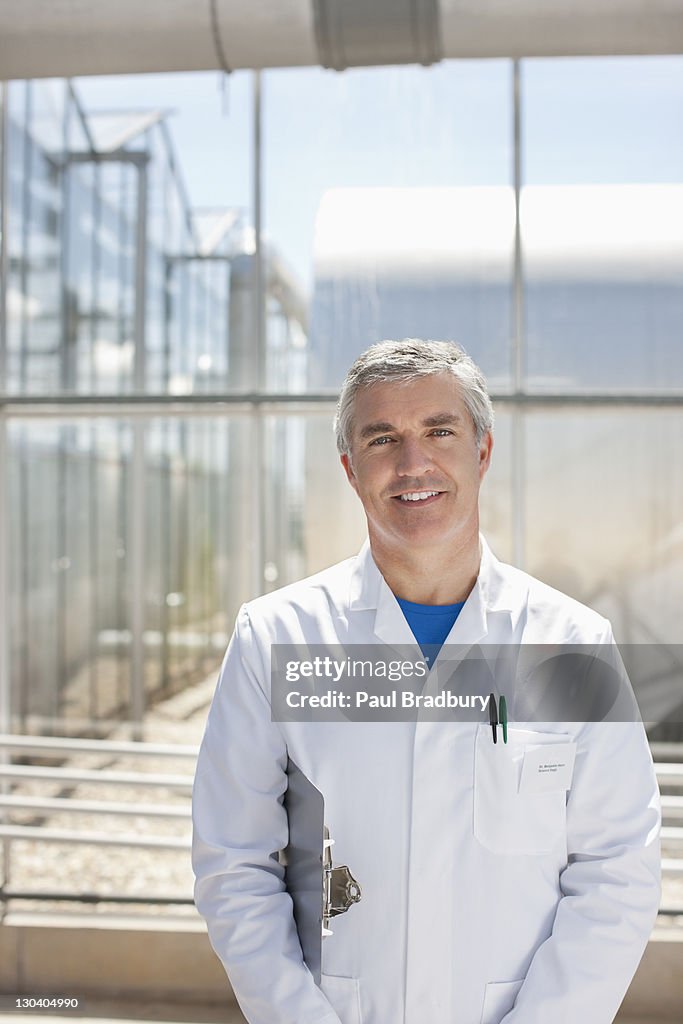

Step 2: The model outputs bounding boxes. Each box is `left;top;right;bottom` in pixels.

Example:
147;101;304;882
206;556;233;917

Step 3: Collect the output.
284;690;491;710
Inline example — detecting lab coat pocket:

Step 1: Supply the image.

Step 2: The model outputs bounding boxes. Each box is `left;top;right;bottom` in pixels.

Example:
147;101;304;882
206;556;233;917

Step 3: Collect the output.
480;979;524;1024
473;724;572;854
320;974;362;1024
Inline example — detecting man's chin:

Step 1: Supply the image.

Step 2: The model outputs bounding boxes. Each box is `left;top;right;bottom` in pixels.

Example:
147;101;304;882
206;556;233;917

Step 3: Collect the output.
375;524;454;552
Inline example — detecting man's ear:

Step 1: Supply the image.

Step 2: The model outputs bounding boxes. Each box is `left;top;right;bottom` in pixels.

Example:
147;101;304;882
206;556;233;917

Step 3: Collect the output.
478;431;493;479
341;452;359;494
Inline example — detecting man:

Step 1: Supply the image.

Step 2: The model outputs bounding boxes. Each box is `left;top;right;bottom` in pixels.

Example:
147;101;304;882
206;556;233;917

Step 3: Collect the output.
192;339;661;1024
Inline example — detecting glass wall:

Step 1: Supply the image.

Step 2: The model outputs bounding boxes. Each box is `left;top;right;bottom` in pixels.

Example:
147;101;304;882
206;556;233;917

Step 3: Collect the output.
0;76;307;734
517;59;683;685
2;57;683;738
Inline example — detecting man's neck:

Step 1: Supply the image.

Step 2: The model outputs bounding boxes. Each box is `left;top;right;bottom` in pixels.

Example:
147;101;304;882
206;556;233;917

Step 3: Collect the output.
369;533;482;605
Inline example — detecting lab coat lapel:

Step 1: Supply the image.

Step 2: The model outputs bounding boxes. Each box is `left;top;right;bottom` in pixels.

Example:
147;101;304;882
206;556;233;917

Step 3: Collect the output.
422;537;516;652
348;541;426;654
373;579;420;650
434;536;527;682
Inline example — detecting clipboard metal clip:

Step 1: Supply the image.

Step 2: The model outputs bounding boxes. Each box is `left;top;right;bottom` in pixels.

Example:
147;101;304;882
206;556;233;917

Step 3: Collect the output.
323;826;362;933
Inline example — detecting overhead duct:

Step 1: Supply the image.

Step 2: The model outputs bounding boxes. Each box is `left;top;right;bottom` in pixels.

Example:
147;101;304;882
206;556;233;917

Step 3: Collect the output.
312;0;442;70
0;0;681;79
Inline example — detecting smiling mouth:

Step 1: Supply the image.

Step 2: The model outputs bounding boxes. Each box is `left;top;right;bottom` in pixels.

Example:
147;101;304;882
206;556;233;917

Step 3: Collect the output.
392;490;444;505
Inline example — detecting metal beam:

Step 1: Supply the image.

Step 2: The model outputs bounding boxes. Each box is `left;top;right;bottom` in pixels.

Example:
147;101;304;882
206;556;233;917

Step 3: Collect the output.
511;59;526;570
0;764;193;788
133;161;148;394
2;391;682;419
0;732;196;757
0;794;191;818
0;81;9;737
0;824;190;850
252;71;266;597
64;150;149;166
0;80;10;897
129;420;146;739
0;82;7;399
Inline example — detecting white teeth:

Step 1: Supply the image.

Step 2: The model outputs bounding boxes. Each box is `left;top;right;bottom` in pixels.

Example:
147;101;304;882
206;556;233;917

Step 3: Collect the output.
399;491;439;502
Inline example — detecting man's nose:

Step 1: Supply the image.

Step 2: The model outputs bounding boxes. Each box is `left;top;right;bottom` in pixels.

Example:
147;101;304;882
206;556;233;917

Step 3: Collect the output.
395;438;434;476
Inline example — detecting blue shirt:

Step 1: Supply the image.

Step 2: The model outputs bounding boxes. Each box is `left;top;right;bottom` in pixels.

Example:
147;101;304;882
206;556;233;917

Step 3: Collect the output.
396;596;465;667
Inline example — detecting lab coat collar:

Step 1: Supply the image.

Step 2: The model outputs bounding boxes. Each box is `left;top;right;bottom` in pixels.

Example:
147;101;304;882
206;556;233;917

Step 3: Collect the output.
348;540;415;649
348;535;523;651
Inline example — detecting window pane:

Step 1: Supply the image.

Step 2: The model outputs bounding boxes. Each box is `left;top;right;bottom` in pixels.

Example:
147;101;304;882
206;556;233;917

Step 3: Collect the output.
523;407;683;647
9;416;253;733
522;58;683;390
523;57;683;186
5;72;254;397
264;62;514;391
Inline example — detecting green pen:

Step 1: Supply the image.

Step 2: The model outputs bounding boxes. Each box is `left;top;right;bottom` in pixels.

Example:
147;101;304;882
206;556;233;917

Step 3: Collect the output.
499;695;508;744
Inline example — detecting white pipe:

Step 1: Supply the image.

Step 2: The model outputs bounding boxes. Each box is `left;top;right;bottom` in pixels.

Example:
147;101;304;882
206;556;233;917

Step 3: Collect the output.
0;824;190;850
0;733;197;758
0;765;193;788
0;794;190;818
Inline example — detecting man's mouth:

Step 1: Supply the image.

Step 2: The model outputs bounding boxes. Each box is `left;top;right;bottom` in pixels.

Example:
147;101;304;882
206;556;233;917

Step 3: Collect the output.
393;490;443;504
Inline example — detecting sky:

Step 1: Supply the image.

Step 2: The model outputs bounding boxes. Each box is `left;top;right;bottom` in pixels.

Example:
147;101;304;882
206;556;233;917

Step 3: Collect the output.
76;56;683;291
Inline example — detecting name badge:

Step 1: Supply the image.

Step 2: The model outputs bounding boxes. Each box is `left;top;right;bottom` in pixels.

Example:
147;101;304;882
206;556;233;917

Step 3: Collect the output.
519;742;576;794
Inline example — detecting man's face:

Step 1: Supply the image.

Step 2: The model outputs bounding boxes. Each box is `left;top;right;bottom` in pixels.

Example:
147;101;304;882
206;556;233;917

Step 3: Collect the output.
341;373;493;555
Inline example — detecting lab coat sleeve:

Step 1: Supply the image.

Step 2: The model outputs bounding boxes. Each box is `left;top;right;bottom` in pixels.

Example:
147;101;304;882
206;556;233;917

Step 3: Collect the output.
192;606;341;1024
501;625;661;1024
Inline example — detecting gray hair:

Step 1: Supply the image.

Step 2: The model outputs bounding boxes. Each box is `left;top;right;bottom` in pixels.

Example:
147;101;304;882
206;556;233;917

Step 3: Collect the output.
334;339;494;458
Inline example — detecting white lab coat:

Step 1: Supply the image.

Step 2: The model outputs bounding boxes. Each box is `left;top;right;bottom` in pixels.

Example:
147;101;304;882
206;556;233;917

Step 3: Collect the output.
192;538;661;1024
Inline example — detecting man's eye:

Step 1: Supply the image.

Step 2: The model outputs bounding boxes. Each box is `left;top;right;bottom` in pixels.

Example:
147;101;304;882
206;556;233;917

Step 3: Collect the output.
431;429;453;437
370;436;392;446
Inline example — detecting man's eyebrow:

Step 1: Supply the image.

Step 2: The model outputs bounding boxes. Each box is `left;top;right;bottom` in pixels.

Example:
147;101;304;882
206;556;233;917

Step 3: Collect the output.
358;421;396;440
421;413;462;428
357;413;462;440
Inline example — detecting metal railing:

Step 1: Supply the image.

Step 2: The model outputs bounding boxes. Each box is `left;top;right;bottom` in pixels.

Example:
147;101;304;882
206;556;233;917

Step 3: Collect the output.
653;743;683;895
0;733;196;905
0;734;682;910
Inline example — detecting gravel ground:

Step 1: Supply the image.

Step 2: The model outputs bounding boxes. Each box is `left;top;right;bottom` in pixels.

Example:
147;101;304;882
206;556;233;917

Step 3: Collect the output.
1;678;682;924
